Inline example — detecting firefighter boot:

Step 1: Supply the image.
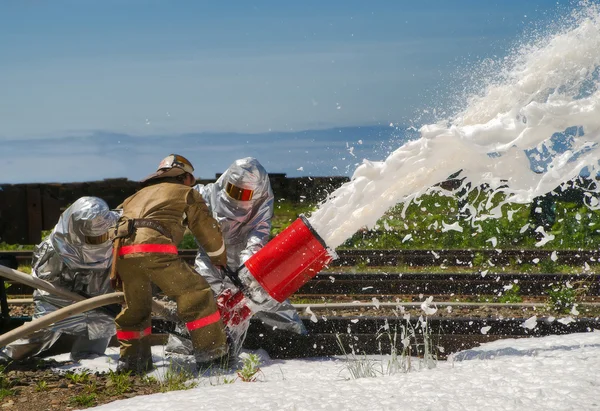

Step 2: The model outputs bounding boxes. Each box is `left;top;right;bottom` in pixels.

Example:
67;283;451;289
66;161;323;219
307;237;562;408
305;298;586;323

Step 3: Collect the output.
116;356;154;375
116;336;153;375
195;343;231;374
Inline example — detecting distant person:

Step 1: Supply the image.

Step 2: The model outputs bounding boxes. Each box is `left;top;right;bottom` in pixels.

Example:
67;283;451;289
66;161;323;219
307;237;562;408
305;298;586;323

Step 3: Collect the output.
112;154;229;374
3;197;119;361
166;157;306;361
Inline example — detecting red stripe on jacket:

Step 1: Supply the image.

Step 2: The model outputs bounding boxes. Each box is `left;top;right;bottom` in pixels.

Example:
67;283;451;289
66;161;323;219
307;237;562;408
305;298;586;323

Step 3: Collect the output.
119;244;178;256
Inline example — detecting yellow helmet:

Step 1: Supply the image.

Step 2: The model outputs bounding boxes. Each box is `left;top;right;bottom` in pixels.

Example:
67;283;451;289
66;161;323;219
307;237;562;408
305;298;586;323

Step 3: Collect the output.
141;154;195;184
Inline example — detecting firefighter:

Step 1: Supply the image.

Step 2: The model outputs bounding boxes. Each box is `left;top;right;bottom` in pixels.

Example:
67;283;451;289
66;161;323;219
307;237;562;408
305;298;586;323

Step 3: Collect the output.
112;154;228;374
166;157;305;360
3;197;119;361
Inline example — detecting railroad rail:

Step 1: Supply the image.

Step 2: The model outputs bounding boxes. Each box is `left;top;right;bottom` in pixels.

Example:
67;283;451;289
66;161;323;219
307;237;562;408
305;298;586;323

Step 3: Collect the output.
162;315;600;359
3;271;599;298
296;272;600;298
3;248;600;267
2;249;600;359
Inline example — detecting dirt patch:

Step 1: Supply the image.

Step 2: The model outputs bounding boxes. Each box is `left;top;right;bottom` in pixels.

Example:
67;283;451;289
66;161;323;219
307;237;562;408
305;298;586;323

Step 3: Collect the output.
0;358;176;410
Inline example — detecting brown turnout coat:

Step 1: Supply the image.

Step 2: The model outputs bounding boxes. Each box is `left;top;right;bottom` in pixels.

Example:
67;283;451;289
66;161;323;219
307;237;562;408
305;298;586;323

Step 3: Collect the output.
118;182;226;266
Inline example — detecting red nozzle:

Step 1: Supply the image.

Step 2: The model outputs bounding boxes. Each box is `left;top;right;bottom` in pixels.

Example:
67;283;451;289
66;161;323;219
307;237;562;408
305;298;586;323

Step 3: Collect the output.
244;215;333;302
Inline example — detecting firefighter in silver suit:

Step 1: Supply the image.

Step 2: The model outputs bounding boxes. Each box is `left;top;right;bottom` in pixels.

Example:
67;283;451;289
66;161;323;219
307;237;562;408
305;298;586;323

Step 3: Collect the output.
4;197;119;361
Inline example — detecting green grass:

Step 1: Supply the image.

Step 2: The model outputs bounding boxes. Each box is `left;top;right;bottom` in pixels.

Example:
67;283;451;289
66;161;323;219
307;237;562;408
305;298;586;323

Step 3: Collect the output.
497;284;523;303
107;369;131;395
0;365;14;400
323;262;594;275
0;243;35;251
0;230;51;249
69;393;97;408
158;365;198;392
177;200;315;249
65;370;90;384
271;199;316;237
329;191;600;251
546;285;579;314
16;265;32;274
4;192;600;253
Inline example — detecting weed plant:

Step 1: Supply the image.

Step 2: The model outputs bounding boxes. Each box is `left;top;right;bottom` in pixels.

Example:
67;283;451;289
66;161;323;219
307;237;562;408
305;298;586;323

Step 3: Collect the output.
0;365;14;400
236;353;263;382
200;353;263;385
547;285;578;314
418;317;437;369
107;369;131;395
65;370;90;384
35;380;48;392
159;365;198;392
539;258;559;274
69;393;97;408
338;304;440;380
84;380;98;395
498;285;523;303
377;320;416;374
141;375;158;384
16;265;32;275
336;334;381;379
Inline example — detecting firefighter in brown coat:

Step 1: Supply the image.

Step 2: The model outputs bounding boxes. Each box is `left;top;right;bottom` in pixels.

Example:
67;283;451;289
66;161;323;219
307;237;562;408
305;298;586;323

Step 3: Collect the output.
112;154;228;373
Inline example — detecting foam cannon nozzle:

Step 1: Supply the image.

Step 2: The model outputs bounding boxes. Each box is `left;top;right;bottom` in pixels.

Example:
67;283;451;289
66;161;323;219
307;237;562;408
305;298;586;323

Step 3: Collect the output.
220;215;335;326
243;215;336;303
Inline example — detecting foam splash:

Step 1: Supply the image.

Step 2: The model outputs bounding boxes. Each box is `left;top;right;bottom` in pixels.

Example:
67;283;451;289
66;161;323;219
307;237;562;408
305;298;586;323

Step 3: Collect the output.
310;3;600;248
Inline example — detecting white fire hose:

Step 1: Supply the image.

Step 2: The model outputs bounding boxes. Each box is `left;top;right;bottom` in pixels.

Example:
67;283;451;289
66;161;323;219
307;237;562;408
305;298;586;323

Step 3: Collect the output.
0;265;177;345
0;293;124;347
0;264;91;303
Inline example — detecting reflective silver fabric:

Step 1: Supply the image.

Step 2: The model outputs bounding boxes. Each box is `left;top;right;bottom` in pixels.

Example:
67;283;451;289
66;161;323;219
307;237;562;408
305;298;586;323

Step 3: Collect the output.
170;158;306;358
198;157;274;270
51;196;117;270
4;197;118;360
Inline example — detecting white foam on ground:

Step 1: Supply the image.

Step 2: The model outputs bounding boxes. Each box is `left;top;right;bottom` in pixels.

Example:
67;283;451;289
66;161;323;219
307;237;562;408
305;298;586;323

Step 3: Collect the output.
77;332;600;410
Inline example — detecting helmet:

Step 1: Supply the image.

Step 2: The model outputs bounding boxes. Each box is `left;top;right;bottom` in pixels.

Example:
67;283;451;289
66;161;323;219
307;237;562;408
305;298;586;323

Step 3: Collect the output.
50;197;119;269
221;158;269;202
141;154;195;184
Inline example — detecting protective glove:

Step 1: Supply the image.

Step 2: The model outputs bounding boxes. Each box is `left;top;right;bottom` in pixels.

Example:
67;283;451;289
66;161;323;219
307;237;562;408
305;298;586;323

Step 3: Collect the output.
216;288;252;327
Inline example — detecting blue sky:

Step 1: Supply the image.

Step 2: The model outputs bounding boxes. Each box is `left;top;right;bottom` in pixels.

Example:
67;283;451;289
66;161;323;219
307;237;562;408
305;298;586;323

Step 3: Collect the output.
0;0;575;183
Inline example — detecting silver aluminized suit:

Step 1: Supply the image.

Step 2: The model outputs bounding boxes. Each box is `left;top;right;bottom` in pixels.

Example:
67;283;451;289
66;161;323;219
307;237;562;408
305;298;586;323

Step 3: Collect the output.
4;197;119;360
167;157;306;358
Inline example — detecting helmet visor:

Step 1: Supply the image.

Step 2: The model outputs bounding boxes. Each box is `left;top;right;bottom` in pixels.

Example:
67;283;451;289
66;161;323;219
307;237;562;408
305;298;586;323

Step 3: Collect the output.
84;232;110;245
225;182;254;201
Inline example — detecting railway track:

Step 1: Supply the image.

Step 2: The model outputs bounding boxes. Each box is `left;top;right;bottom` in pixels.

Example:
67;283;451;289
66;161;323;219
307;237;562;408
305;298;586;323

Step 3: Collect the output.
149;314;600;360
3;248;600;267
2;249;600;359
295;272;600;298
3;271;598;298
7;249;599;298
